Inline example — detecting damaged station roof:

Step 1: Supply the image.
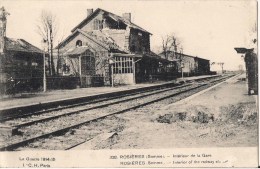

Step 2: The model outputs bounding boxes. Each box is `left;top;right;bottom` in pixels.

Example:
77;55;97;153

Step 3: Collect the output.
71;8;152;35
56;8;165;63
4;37;45;54
56;29;129;55
57;8;152;55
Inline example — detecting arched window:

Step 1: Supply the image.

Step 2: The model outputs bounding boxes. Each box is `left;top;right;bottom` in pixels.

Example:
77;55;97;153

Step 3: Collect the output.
76;40;82;47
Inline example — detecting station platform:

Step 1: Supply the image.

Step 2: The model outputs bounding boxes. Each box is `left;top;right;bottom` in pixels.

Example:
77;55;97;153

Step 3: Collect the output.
0;75;217;111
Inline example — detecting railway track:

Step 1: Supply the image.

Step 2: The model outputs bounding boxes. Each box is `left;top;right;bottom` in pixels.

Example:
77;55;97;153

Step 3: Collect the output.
1;77;203;122
2;84;192;128
0;74;234;151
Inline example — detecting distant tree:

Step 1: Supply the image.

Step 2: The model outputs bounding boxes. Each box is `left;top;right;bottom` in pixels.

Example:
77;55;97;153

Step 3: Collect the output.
161;35;171;60
161;34;184;75
36;10;58;76
161;34;182;60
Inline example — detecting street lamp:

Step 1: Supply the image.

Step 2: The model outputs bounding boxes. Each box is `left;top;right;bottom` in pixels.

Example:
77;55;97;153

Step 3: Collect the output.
180;48;184;79
109;54;115;87
41;39;47;92
217;62;224;74
181;61;184;79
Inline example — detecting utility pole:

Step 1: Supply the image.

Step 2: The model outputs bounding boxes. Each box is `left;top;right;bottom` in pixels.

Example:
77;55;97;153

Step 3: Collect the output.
181;63;184;79
111;63;114;87
42;39;47;92
188;61;190;77
109;53;115;87
180;48;184;79
218;62;224;74
238;64;243;73
43;52;46;92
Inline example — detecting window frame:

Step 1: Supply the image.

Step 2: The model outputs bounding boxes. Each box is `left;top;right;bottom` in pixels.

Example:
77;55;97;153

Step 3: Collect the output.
76;40;83;47
113;56;133;74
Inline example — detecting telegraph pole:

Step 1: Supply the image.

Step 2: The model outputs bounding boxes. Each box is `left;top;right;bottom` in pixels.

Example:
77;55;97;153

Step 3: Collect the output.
218;62;224;74
109;53;115;87
180;48;184;79
181;63;184;79
42;39;47;92
43;52;46;92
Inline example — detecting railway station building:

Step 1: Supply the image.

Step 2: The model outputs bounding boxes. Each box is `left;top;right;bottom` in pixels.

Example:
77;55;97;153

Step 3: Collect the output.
56;8;171;87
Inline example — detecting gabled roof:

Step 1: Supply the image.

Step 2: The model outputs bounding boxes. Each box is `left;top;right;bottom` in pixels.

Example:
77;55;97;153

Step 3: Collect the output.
5;37;44;54
57;29;129;54
80;30;122;51
175;52;210;61
64;46;92;56
71;8;152;35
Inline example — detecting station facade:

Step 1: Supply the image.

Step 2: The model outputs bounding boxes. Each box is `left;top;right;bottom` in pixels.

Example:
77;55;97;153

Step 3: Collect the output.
56;8;172;86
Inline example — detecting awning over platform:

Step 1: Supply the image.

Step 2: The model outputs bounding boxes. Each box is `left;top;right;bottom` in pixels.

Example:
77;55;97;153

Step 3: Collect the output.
112;51;177;64
112;53;141;58
234;48;254;54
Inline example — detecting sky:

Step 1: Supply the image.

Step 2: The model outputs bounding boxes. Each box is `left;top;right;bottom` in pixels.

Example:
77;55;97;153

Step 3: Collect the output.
1;0;257;71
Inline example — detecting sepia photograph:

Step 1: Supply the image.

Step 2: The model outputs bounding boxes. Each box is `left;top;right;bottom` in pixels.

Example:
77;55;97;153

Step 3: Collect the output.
0;0;258;167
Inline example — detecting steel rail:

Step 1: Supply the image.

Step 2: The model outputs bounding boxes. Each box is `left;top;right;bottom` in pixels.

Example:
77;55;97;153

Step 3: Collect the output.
0;84;207;151
13;84;192;128
0;75;222;122
0;75;233;151
0;83;178;122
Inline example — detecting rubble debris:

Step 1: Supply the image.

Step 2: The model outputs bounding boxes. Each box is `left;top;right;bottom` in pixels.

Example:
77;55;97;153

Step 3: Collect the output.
156;110;214;124
156;114;174;124
219;102;257;123
0;125;19;137
70;132;118;150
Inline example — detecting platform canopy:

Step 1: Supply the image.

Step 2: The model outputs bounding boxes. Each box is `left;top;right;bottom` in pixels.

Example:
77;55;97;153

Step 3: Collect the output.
234;48;254;54
112;53;140;58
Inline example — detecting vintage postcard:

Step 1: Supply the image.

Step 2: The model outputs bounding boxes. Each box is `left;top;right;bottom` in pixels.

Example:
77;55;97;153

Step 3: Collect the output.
0;0;258;168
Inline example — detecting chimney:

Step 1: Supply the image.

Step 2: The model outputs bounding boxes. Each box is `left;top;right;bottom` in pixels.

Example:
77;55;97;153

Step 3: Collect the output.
0;7;9;53
87;9;93;17
122;13;131;22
